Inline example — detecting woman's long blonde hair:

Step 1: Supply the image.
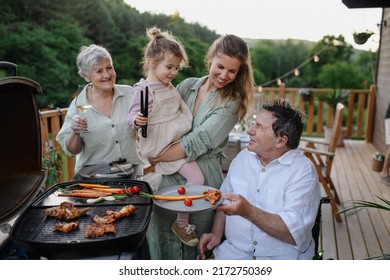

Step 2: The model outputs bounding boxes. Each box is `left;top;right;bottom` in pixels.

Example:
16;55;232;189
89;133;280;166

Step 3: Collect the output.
206;34;254;122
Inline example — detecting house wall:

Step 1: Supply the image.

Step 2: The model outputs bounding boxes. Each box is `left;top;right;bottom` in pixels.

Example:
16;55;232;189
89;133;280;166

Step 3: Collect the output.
373;8;390;153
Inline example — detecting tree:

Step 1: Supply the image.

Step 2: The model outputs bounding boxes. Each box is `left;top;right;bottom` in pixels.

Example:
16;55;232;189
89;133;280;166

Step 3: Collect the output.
307;34;353;87
317;61;365;89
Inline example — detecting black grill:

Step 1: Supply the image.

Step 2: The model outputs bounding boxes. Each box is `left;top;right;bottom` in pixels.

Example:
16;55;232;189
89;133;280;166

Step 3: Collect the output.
10;179;153;259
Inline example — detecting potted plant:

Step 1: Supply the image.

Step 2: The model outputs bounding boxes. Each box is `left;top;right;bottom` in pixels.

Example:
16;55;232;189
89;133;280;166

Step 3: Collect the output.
353;31;374;45
371;152;385;172
318;89;349;146
298;88;312;102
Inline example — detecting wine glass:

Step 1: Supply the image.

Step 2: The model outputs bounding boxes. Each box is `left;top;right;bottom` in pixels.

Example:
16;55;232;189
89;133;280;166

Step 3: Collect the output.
76;103;93;113
74;93;92;132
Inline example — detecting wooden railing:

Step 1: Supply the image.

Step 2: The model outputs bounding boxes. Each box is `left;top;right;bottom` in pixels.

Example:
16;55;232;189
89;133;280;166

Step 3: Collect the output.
39;85;376;183
40;108;73;182
255;84;376;141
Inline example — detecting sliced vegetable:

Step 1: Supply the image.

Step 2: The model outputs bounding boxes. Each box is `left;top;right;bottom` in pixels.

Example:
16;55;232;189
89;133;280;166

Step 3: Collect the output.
140;192;205;201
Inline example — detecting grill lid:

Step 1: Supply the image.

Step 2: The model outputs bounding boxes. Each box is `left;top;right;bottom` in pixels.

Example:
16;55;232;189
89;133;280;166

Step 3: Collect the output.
0;76;47;226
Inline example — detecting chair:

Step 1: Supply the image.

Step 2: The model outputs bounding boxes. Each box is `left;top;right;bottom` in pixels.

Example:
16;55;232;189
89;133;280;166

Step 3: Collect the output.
311;197;330;259
300;103;344;222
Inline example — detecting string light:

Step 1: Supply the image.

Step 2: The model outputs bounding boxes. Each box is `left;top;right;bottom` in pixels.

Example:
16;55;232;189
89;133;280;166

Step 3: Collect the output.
259;39;340;88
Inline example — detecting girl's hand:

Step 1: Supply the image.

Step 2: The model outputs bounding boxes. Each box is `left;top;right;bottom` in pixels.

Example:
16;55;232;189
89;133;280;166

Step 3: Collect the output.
148;157;159;166
135;112;148;126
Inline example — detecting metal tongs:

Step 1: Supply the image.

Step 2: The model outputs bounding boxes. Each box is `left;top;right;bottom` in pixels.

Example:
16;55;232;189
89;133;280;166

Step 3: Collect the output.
140;86;148;138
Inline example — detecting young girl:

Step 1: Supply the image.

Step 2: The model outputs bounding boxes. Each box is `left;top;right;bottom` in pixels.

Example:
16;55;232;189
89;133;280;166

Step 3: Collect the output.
128;27;204;247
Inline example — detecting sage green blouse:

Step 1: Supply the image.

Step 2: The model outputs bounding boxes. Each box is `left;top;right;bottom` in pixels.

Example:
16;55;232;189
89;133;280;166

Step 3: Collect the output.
146;76;240;260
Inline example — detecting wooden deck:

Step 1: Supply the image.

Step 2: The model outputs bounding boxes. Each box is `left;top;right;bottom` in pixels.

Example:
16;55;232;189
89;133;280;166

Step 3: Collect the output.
319;139;390;260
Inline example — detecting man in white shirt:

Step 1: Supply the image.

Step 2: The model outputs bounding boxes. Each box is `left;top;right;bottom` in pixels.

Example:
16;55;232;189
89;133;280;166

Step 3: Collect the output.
197;99;320;260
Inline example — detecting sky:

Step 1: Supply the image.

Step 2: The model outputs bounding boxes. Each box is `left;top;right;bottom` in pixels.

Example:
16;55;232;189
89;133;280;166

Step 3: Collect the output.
124;0;383;51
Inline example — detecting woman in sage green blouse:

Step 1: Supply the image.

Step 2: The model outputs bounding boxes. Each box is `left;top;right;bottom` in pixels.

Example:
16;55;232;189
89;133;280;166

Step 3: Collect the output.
146;34;255;260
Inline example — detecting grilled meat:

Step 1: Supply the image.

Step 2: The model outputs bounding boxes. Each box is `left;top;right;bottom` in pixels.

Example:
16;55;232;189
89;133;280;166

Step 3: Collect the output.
203;189;222;205
45;201;91;220
53;221;79;233
105;205;136;220
92;215;116;224
84;223;117;238
93;204;136;224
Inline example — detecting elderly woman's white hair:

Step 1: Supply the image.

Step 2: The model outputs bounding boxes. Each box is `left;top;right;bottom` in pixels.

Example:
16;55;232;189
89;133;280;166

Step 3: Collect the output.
76;44;112;80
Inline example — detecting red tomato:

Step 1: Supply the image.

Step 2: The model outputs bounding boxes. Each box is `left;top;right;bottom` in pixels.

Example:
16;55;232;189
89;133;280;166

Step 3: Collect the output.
131;186;140;194
184;198;192;206
177;186;186;195
118;189;127;194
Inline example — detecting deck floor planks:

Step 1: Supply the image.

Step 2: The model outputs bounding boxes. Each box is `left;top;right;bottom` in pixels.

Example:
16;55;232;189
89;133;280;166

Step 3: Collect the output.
334;141;366;259
320;140;390;259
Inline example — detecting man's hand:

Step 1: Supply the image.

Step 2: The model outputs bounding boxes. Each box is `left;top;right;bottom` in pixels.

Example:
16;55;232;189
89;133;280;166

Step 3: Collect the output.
217;193;252;217
197;233;221;260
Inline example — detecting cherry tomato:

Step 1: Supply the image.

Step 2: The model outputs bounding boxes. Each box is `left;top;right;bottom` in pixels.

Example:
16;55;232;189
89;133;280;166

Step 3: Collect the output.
118;189;127;194
184;198;192;206
126;187;133;194
177;186;186;195
131;185;140;194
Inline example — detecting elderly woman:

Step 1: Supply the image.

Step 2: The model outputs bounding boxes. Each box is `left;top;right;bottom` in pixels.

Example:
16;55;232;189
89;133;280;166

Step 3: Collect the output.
56;44;143;173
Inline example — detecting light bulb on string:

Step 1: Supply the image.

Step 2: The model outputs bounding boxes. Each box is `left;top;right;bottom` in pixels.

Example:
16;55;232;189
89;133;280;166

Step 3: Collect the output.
259;42;330;87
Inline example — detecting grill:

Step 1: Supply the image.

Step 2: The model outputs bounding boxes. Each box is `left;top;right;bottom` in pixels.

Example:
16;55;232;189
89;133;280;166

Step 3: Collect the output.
10;178;153;259
0;62;153;260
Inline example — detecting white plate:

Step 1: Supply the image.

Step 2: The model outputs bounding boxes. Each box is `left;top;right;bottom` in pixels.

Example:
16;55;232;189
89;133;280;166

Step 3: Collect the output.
78;164;134;179
153;185;223;213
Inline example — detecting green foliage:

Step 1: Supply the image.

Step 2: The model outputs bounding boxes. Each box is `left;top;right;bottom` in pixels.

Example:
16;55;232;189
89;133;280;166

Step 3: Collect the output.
317;61;365;89
1;0;376;109
372;151;385;161
337;196;390;216
0;0;218;108
318;89;349;111
42;148;62;189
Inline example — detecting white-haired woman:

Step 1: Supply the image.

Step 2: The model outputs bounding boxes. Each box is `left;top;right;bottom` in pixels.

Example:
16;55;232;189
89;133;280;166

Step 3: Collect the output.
57;44;143;173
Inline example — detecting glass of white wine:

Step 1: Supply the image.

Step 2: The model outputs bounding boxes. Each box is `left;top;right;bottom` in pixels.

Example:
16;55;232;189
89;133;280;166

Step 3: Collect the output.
75;93;92;132
76;103;92;113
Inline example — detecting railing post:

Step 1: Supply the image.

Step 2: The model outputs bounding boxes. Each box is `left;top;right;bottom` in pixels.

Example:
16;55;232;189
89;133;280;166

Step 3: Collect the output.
366;84;376;142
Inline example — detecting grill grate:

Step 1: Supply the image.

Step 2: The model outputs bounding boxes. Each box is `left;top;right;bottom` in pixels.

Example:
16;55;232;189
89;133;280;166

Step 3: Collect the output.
12;205;151;243
10;179;153;258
